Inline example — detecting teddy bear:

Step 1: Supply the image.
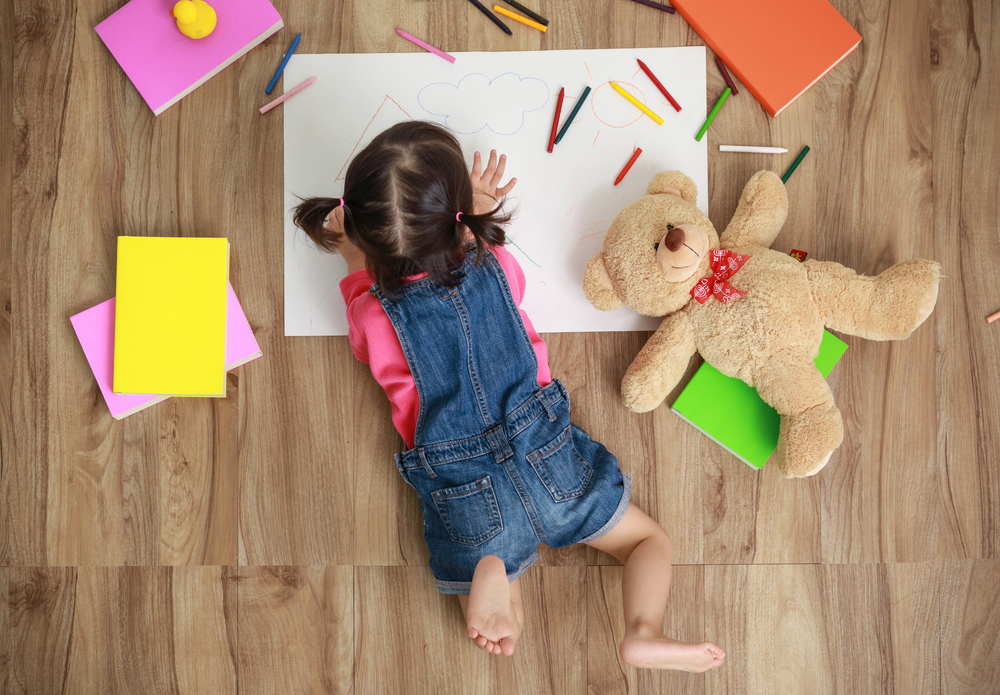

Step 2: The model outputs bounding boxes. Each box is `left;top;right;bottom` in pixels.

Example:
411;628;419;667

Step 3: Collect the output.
583;170;940;478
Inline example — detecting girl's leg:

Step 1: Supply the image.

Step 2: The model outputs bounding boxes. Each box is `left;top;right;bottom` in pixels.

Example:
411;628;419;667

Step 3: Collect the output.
585;504;725;672
458;555;524;656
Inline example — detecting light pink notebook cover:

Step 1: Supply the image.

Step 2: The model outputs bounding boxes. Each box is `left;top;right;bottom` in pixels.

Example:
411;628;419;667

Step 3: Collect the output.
71;284;262;419
96;0;283;115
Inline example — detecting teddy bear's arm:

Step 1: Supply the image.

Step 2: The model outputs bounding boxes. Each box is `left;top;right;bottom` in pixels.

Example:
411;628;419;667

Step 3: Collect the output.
719;171;789;250
621;312;697;413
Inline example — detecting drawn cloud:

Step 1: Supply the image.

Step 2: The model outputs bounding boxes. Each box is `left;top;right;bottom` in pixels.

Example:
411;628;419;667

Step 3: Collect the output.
417;73;550;136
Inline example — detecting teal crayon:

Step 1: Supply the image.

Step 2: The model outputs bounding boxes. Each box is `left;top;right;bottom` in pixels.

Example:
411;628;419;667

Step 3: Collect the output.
781;146;811;184
554;86;591;144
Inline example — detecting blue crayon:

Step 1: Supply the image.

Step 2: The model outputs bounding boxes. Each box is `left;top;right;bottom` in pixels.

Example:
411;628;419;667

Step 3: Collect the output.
266;33;302;95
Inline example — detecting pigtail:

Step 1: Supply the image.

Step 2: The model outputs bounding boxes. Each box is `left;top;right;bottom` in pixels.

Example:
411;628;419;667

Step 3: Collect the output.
292;196;345;252
460;201;513;264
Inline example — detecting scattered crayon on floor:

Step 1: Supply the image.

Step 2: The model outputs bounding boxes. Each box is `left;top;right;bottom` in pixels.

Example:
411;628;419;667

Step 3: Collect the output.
629;0;676;15
503;0;548;26
720;145;788;153
695;87;730;141
781;145;811;183
987;309;1000;324
714;55;739;95
467;0;512;36
260;76;316;114
494;5;547;31
396;29;456;63
266;32;301;94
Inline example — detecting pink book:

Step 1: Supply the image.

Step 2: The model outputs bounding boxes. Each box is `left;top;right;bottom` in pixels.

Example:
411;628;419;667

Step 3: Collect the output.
70;284;262;419
95;0;283;116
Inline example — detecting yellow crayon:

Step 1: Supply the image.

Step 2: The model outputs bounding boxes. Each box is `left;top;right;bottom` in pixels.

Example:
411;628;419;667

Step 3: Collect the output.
609;82;663;125
493;5;547;32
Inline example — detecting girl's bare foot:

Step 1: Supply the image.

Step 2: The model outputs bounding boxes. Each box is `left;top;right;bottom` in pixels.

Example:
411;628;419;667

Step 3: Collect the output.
464;556;523;657
619;628;726;672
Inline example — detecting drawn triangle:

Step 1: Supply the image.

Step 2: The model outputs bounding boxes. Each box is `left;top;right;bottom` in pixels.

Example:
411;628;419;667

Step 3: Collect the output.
336;96;416;181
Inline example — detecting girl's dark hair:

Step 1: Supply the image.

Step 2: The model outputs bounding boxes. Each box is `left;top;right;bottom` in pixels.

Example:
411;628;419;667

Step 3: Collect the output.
293;121;512;297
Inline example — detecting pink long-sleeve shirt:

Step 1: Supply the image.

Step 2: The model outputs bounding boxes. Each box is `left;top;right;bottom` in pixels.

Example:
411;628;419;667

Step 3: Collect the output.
339;245;552;449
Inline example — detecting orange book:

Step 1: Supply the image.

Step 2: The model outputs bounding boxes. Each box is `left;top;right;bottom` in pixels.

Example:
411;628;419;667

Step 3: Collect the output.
670;0;862;117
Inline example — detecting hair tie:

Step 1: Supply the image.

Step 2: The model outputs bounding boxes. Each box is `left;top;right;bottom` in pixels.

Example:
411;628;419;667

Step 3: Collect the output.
455;212;463;222
339;198;346;210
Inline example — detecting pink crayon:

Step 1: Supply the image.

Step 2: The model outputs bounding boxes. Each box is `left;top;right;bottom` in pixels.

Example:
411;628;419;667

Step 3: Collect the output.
396;29;456;63
259;76;317;114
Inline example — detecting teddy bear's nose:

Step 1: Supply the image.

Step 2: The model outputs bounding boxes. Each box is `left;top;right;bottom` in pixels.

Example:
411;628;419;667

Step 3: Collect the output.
665;227;686;252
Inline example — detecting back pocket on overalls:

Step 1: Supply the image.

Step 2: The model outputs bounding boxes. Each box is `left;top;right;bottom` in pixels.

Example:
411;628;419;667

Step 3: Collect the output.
431;476;504;545
526;426;593;502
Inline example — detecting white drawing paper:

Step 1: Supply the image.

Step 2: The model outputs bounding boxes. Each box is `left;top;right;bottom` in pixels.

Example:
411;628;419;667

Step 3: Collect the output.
284;47;708;336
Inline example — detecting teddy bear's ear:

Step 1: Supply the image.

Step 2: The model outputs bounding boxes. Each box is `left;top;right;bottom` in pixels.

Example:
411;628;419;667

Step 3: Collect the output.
645;171;698;204
583;253;623;311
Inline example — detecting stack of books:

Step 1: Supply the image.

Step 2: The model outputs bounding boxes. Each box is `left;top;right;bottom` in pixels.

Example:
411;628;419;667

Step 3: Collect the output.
71;236;261;420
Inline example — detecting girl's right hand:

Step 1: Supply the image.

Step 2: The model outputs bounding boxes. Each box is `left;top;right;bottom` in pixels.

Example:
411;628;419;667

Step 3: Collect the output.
470;150;516;215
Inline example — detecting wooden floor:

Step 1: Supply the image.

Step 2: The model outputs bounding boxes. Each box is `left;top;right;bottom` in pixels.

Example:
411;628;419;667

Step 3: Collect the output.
2;0;999;693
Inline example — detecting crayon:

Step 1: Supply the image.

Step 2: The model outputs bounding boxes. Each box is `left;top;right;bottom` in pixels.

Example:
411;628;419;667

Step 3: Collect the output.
554;85;591;144
265;33;301;95
987;309;1000;324
493;5;547;31
714;56;739;95
396;29;456;63
629;0;676;14
781;145;811;183
547;87;565;153
614;147;643;186
637;59;681;112
259;76;316;114
609;81;663;125
503;0;548;26
695;87;730;141
720;145;788;153
467;0;512;36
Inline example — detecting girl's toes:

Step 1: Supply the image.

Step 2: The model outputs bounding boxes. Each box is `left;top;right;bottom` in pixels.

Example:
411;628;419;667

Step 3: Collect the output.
468;627;479;639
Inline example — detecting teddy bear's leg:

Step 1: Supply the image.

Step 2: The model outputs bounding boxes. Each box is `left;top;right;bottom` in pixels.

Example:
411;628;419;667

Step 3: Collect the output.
754;357;844;478
804;259;941;340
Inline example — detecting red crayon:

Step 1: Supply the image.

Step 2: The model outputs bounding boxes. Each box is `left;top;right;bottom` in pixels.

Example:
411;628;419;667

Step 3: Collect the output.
637;59;681;112
614;147;643;186
547;87;565;153
714;55;739;95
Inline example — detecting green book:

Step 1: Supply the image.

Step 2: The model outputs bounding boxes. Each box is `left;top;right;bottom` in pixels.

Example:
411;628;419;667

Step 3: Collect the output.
671;330;848;469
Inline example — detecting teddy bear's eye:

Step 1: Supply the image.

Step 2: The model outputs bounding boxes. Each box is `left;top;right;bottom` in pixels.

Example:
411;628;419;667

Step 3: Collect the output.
666;224;674;231
654;242;659;251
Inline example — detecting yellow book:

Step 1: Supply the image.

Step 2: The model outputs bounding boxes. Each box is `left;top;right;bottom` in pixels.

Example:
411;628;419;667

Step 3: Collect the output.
113;236;230;397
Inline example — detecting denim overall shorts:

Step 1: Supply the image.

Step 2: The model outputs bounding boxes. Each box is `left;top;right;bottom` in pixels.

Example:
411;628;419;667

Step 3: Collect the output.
374;249;631;594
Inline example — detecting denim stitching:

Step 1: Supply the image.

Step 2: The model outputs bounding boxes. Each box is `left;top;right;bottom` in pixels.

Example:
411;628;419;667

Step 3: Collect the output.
450;290;495;428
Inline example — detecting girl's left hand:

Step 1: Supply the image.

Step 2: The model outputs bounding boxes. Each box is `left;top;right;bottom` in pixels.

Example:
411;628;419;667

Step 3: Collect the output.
470;150;516;215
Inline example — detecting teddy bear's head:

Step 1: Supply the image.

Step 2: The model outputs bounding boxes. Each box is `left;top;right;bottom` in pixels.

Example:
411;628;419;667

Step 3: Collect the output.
584;171;718;317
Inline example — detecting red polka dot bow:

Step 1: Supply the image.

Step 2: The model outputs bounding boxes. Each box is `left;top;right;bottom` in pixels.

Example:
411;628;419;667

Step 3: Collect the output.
690;249;750;304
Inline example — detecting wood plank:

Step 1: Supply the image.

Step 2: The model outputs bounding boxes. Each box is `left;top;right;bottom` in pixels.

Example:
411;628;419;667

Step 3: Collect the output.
8;0;79;567
587;564;705;695
887;561;942;694
237;566;353;695
234;12;356;565
356;565;586;695
704;565;833;695
940;560;1000;694
0;0;12;566
0;567;7;687
8;567;78;693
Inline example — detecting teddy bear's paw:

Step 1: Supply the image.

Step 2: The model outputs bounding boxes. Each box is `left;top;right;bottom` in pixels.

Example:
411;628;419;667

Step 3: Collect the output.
774;403;844;478
622;374;666;413
874;259;942;336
